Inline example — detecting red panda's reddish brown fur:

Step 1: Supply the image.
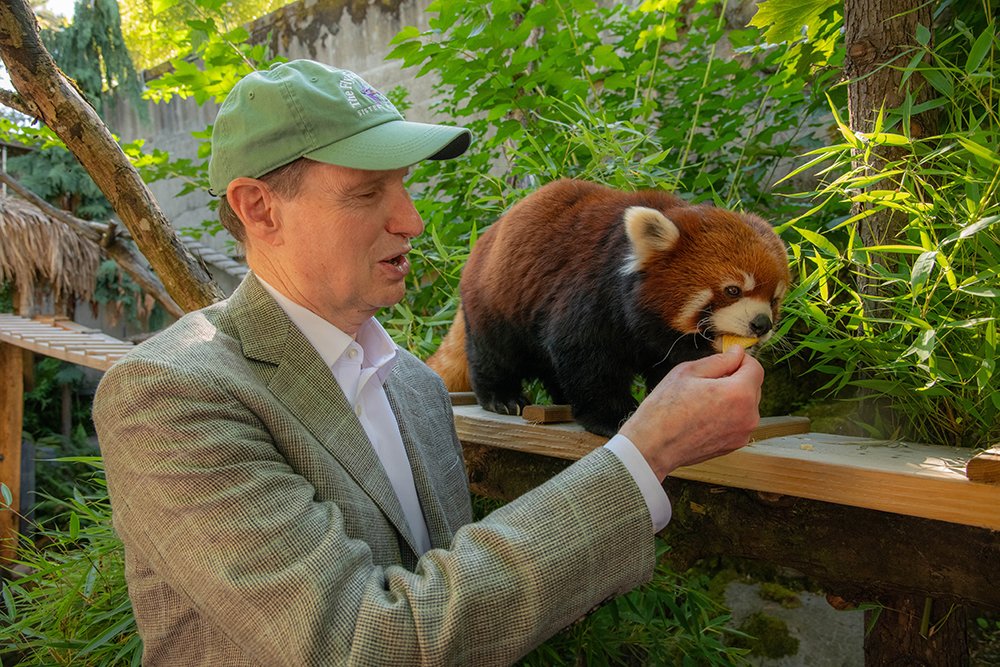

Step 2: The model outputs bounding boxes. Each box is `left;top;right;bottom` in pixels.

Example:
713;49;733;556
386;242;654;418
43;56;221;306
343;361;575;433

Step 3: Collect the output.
426;178;790;436
427;307;472;392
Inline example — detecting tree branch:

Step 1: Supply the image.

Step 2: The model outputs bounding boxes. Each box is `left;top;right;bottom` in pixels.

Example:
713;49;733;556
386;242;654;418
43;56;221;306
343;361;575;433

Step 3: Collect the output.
0;0;223;313
0;87;39;120
0;171;184;318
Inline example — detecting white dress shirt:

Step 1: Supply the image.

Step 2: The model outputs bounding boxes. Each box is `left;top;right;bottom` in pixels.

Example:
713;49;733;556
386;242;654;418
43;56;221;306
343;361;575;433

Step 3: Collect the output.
259;278;670;542
259;279;432;555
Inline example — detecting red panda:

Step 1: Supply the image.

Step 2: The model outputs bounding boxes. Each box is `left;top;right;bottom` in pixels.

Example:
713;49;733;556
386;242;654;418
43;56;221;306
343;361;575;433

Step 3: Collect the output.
426;178;790;437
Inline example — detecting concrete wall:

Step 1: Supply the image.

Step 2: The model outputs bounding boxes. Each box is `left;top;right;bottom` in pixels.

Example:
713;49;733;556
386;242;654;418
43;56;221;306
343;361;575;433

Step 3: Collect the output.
107;0;440;274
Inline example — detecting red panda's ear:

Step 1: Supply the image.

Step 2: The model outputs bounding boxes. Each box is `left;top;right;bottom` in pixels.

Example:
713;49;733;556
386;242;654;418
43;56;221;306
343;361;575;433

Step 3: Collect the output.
624;206;680;268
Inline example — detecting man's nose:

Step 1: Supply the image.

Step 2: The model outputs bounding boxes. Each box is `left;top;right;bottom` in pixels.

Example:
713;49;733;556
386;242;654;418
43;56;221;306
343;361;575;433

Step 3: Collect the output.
389;185;425;238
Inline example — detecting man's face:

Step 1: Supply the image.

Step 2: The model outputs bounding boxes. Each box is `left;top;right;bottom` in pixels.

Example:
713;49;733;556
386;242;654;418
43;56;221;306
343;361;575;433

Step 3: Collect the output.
260;161;424;334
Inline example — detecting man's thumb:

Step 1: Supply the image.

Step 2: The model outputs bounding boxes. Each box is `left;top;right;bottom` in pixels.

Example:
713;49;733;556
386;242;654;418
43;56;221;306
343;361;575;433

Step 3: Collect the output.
693;345;746;378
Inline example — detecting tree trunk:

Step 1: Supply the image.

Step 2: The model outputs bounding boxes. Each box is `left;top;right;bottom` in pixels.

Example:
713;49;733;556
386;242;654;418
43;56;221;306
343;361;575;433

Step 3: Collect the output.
0;0;223;314
864;595;968;667
843;0;935;315
843;5;959;660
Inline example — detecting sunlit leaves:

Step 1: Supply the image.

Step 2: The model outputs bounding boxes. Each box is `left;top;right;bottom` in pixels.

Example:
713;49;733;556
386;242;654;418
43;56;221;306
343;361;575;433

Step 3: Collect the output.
781;14;1000;449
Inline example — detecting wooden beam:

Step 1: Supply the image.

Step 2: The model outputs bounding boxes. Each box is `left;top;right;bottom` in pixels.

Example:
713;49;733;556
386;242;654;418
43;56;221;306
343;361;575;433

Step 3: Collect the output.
454;405;1000;531
460;443;1000;611
0;314;133;371
454;404;810;461
966;447;1000;484
522;404;574;424
0;342;24;565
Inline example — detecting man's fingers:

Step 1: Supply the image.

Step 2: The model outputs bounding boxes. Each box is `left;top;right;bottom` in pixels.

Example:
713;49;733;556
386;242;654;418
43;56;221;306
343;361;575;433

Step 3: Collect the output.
687;344;746;379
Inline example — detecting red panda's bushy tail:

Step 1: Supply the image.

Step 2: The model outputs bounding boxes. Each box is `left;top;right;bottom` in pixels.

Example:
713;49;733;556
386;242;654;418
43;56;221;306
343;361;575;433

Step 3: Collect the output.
425;306;472;392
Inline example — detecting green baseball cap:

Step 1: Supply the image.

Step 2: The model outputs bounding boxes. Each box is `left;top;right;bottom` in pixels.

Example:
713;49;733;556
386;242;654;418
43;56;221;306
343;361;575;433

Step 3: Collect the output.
207;60;472;195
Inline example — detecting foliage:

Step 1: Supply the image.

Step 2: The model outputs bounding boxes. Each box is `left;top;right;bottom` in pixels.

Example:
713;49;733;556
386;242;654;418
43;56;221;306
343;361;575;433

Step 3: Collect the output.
777;6;1000;448
2;0;147;221
6;146;114;221
525;544;750;665
120;0;290;71
387;0;833;358
43;0;143;118
120;0;287;239
0;460;138;667
22;357;88;439
92;259;168;331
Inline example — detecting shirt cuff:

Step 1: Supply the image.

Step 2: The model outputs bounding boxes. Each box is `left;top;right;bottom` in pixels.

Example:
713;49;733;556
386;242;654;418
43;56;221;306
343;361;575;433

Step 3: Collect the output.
603;434;672;532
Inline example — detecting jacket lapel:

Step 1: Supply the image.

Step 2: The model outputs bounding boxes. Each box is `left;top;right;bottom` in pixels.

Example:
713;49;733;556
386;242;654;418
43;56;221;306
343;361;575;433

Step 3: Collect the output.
225;274;418;555
385;379;452;551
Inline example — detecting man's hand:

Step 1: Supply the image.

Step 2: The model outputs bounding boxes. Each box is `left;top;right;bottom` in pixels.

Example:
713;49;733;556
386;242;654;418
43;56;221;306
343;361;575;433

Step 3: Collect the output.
618;345;763;481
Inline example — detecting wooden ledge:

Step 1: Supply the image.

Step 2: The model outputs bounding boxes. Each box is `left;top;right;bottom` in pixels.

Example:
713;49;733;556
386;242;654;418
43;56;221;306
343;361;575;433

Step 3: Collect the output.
453;404;1000;531
0;313;134;371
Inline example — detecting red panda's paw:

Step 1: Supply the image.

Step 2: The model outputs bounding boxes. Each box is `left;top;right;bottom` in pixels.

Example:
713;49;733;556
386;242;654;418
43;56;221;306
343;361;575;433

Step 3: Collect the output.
480;394;528;417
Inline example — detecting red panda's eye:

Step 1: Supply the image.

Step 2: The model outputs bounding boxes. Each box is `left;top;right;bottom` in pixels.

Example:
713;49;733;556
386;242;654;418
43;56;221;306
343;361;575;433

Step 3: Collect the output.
725;286;741;298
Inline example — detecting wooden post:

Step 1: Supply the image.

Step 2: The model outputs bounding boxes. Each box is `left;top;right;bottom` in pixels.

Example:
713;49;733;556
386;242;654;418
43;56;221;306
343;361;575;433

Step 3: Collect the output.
1;341;24;565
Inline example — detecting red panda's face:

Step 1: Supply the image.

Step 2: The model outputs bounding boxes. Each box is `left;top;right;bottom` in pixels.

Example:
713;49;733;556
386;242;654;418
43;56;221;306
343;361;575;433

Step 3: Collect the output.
674;270;788;352
624;205;790;351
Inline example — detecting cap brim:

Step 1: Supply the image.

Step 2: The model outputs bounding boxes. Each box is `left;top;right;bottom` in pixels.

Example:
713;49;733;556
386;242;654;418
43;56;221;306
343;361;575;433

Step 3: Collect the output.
305;120;471;171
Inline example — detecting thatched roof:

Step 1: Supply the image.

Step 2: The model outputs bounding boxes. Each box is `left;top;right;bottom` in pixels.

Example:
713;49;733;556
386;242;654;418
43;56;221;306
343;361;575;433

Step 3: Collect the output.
0;193;101;305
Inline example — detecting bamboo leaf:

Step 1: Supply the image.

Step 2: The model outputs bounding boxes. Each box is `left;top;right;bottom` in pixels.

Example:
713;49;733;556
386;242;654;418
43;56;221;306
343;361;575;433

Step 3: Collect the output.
966;25;995;73
795;226;840;256
911;250;937;292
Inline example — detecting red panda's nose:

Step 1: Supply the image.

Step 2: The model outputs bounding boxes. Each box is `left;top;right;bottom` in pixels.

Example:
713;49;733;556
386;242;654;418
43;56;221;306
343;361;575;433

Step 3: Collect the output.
749;314;772;337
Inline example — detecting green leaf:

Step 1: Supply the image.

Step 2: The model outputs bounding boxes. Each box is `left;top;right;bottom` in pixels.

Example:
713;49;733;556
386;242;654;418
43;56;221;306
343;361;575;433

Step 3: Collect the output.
904;329;936;362
911;250;937;292
957;137;1000;166
748;0;838;45
152;0;182;14
915;23;931;46
795;225;840;256
943;215;1000;246
70;512;80;541
1;580;15;618
390;25;422;44
965;25;995;74
0;483;11;507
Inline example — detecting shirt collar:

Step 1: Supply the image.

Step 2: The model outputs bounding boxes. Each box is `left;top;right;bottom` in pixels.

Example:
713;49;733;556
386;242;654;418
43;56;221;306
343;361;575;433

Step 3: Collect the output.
257;277;399;380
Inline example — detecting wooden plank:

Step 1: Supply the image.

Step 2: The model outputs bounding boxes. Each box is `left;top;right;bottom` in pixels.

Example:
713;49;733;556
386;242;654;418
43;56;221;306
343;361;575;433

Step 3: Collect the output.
448;392;478;406
462;443;1000;611
669;433;1000;529
522;404;574;424
453;405;1000;530
0;314;133;372
454;404;810;461
966;447;1000;484
0;342;24;564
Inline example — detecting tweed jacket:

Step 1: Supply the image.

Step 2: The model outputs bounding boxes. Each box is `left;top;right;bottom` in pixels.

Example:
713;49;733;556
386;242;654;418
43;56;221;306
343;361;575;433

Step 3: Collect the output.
93;273;657;666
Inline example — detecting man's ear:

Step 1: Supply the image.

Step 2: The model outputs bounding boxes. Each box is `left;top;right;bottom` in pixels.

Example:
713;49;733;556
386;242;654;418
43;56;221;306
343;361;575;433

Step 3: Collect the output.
226;177;282;245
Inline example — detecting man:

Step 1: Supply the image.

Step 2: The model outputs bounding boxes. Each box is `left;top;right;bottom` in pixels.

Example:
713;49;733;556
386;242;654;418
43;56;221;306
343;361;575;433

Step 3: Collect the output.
93;59;763;666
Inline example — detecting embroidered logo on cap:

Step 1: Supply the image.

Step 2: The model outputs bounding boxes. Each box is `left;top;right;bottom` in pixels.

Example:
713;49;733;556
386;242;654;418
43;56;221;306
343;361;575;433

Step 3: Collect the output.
338;72;398;118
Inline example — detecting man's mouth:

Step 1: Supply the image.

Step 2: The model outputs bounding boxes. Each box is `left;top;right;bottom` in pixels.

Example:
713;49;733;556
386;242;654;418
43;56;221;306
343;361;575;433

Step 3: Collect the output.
381;249;411;274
